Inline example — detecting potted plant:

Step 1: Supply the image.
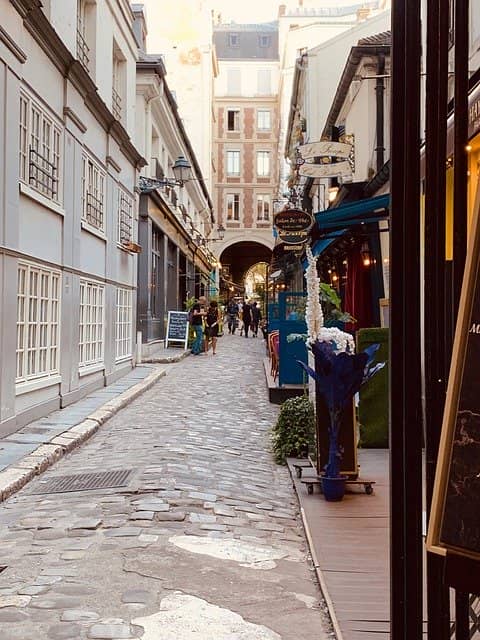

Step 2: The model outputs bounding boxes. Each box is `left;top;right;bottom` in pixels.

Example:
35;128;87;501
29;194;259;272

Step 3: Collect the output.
294;247;384;501
271;395;315;465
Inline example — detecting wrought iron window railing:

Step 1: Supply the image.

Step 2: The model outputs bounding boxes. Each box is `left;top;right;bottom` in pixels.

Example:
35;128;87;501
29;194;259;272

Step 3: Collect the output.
76;24;89;70
85;191;104;230
119;194;133;244
29;147;58;199
112;87;122;121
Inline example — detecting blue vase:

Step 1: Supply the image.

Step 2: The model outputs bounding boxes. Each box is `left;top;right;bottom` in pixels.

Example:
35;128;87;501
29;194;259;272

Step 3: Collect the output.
321;476;346;502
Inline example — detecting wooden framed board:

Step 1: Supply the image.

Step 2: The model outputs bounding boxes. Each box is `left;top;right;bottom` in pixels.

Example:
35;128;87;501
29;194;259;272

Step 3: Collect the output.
427;180;480;562
165;311;189;349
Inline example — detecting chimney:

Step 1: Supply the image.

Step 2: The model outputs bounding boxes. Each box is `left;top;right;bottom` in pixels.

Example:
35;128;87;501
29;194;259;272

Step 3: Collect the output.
357;7;371;22
278;4;286;17
131;5;148;53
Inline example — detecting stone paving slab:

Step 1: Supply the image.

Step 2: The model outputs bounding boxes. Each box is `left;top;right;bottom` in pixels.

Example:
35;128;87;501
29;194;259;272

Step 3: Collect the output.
0;367;166;503
0;335;332;640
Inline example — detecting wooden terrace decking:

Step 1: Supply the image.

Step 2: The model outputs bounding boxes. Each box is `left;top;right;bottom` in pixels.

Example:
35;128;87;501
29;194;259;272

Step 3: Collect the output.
289;450;390;639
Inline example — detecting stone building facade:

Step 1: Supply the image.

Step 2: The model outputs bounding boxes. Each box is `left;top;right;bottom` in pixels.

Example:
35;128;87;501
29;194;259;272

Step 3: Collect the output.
0;0;143;436
211;22;278;271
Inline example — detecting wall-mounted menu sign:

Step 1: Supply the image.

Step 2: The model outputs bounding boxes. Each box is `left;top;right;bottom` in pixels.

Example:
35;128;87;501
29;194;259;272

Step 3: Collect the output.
165;311;189;349
427;182;480;562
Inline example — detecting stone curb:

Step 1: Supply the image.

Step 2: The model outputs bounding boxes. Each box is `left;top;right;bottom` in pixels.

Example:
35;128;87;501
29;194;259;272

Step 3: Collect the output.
0;367;166;503
142;350;190;364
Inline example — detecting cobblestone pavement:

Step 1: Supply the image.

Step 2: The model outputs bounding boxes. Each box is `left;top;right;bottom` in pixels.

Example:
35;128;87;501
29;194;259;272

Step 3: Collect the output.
0;335;332;639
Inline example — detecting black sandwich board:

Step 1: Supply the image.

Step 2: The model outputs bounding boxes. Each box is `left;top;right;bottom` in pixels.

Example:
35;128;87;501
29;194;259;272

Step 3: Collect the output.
165;311;189;349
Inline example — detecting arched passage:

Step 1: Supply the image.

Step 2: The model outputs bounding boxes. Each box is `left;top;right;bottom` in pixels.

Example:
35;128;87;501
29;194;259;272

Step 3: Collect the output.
218;241;272;297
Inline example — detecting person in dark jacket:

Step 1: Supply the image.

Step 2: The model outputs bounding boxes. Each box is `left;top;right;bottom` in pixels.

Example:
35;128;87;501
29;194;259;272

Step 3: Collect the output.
242;301;252;338
251;301;262;337
226;299;239;334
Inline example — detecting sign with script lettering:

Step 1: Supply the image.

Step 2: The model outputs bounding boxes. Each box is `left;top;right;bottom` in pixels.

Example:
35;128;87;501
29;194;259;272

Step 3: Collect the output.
274;209;312;245
298;160;352;179
427;181;480;562
297;140;352;159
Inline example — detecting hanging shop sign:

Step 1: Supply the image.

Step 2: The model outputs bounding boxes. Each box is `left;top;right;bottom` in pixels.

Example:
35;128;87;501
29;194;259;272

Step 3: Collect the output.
274;209;312;245
278;229;310;245
469;95;480;138
298;140;352;159
277;242;305;254
298;160;352;179
427;181;480;564
274;209;313;232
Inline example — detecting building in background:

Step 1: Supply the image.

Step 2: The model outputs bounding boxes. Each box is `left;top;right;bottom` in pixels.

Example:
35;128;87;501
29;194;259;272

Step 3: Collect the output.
0;0;144;436
211;21;278;295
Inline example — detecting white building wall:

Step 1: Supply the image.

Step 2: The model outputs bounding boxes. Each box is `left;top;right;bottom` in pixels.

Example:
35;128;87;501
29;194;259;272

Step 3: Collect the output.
215;60;279;98
306;10;391;142
0;0;142;436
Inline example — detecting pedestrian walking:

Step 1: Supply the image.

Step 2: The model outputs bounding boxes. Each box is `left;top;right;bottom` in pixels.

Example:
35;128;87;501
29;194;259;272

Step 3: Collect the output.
251;301;262;337
190;296;206;355
238;300;244;336
242;300;252;338
226;298;239;334
204;300;219;355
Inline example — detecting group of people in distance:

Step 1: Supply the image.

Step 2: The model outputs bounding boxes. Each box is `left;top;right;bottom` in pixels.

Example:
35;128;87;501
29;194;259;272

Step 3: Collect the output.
189;296;266;357
225;298;264;338
189;296;219;356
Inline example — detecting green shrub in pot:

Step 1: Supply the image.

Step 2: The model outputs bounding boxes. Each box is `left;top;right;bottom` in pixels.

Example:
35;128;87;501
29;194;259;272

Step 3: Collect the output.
271;396;315;465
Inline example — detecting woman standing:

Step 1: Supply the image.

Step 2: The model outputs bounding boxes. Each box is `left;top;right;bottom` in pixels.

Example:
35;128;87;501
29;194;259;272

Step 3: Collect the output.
204;300;219;355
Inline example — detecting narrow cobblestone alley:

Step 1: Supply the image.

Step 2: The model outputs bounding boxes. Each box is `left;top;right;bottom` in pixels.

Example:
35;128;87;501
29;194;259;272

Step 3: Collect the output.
0;335;332;639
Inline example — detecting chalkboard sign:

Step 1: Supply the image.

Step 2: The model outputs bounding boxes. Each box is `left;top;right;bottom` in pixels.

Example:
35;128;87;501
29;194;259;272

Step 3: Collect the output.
427;182;480;562
165;311;189;349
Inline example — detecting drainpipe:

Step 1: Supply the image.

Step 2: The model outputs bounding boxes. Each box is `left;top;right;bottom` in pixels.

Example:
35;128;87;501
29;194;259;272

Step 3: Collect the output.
369;53;387;324
375;53;385;173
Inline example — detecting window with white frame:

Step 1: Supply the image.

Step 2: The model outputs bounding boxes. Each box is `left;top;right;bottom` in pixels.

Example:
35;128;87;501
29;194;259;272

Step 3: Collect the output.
226;150;240;176
256;151;270;176
79;280;104;369
117;189;134;245
257;109;271;131
77;0;90;70
256;194;270;221
16;263;61;384
257;69;271;95
19;92;61;202
115;288;133;360
112;41;125;122
227;68;241;95
226;193;240;221
81;154;105;232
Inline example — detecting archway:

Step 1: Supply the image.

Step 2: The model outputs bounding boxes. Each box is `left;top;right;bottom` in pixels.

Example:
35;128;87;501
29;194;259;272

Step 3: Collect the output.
218;241;272;300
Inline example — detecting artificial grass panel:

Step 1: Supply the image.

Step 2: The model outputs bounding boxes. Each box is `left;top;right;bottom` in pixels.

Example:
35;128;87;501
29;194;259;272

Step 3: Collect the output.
357;327;389;448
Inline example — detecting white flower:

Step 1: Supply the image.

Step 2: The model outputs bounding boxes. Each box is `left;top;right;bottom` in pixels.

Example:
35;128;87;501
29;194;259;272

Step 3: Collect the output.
305;246;355;354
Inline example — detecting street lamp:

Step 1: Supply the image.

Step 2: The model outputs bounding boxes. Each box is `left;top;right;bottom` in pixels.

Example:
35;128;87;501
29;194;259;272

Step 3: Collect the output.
208;224;225;242
139;155;194;193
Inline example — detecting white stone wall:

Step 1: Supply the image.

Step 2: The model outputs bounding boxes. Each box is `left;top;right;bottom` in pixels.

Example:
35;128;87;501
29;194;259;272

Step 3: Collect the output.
0;0;141;435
